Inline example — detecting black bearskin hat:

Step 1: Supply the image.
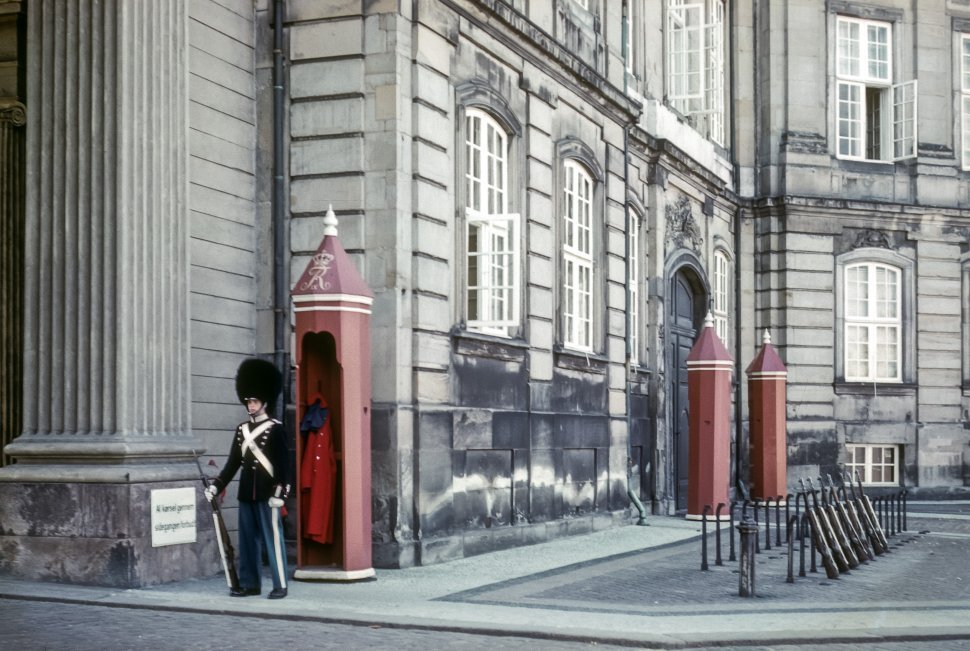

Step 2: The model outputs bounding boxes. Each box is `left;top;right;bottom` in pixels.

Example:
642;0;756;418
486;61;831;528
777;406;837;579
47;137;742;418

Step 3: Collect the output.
235;358;282;413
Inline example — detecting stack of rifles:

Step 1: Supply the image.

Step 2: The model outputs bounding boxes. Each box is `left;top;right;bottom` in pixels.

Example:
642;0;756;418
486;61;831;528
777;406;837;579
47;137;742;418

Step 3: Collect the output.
796;471;892;580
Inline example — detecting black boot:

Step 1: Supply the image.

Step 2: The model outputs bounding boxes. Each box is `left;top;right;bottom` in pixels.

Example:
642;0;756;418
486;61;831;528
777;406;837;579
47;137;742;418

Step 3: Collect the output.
268;587;287;599
230;586;261;597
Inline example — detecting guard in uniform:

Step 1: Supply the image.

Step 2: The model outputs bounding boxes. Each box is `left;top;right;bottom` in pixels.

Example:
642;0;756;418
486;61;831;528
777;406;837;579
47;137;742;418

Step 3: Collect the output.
205;358;291;599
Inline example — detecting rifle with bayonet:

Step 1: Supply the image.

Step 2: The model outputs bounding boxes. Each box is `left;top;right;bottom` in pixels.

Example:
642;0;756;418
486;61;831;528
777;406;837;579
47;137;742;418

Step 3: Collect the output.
798;480;840;579
852;469;890;554
840;469;883;555
804;477;852;573
195;453;240;590
813;476;860;569
829;473;874;561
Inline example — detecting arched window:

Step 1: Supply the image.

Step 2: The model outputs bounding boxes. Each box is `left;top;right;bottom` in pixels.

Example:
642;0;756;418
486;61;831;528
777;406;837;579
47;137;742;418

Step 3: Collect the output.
835;244;913;387
464;108;520;336
562;159;594;351
844;261;901;382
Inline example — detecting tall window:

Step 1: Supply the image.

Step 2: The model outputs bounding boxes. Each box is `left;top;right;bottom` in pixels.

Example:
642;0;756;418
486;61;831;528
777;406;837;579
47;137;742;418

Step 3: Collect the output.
667;0;725;145
844;262;901;382
465;109;520;336
835;16;917;161
562;160;594;351
847;444;899;486
712;250;730;346
629;211;641;363
961;34;970;169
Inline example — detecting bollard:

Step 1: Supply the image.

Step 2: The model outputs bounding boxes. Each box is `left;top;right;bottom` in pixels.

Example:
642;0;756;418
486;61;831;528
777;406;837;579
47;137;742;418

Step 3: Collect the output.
786;515;797;583
889;494;895;536
738;516;759;597
800;493;817;574
885;495;892;536
753;500;761;553
786;494;793;544
799;513;809;577
729;500;737;562
902;490;908;532
701;504;710;571
715;503;725;566
764;497;772;551
776;495;783;547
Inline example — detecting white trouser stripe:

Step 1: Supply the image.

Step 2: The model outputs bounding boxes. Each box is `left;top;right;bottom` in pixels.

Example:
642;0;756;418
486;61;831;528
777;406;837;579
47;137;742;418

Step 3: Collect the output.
270;506;287;589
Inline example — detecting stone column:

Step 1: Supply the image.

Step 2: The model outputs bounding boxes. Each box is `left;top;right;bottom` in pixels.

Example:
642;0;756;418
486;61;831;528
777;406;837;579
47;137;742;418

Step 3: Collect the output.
0;0;215;587
0;100;25;468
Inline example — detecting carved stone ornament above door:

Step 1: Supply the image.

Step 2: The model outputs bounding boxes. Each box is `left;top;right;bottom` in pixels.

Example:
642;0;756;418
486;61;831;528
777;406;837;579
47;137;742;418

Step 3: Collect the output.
665;195;703;254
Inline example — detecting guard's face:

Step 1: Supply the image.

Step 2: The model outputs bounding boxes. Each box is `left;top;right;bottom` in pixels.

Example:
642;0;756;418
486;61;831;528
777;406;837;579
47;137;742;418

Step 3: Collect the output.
245;398;266;417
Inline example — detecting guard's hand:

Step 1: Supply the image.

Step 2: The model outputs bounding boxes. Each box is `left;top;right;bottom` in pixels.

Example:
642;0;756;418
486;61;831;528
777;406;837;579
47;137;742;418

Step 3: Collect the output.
204;485;218;502
268;496;284;509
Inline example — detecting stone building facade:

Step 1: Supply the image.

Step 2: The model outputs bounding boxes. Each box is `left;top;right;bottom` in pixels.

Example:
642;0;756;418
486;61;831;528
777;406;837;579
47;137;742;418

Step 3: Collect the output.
0;0;968;585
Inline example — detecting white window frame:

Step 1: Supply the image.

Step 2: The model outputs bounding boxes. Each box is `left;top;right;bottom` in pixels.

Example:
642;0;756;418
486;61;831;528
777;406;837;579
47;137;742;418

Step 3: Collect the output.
667;0;725;145
629;211;641;364
624;8;633;75
464;109;520;336
844;262;901;383
835;15;917;162
562;160;594;352
961;34;970;170
712;250;730;346
846;443;900;486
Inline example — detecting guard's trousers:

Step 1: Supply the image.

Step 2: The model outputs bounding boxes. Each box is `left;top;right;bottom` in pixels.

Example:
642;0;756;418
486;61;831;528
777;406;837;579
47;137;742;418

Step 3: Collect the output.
237;500;288;591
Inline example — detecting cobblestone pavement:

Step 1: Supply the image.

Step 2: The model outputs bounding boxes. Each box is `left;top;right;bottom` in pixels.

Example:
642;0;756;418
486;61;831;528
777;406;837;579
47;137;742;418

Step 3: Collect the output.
3;597;969;651
444;526;968;612
1;501;968;650
0;598;620;651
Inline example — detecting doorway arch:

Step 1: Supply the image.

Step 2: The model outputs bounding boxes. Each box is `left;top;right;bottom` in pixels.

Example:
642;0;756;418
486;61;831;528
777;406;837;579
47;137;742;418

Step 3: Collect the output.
665;256;709;511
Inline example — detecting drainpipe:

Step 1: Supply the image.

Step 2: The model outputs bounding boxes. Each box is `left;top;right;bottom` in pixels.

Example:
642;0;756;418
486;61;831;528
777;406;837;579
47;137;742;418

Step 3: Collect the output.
729;0;745;499
622;0;648;525
273;0;288;411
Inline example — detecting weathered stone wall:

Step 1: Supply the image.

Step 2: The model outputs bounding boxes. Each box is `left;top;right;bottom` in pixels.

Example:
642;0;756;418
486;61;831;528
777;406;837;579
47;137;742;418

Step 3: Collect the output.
751;0;970;493
756;204;970;492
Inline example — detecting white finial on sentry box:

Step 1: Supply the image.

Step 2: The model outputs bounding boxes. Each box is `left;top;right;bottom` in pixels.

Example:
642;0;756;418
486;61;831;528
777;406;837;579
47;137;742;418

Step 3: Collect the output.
704;312;714;329
763;329;771;345
323;204;338;237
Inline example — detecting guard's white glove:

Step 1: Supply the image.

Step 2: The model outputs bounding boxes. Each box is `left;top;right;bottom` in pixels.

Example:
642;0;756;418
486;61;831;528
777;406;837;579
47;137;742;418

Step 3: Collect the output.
204;485;218;502
268;496;284;509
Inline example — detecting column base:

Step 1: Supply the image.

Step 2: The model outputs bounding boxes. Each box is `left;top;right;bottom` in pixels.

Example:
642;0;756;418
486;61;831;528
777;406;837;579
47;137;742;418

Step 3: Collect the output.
0;471;221;588
0;436;220;588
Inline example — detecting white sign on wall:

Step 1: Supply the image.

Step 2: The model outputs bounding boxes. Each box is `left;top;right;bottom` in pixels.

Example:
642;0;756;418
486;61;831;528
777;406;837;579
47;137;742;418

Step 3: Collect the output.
151;487;197;547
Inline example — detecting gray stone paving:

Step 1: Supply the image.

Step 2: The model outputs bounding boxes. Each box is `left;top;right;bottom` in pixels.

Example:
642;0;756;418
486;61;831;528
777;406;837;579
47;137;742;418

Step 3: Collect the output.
0;598;629;651
0;504;968;649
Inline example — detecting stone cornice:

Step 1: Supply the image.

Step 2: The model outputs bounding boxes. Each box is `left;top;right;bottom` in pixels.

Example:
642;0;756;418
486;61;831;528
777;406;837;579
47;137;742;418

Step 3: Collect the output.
750;195;970;220
441;0;641;125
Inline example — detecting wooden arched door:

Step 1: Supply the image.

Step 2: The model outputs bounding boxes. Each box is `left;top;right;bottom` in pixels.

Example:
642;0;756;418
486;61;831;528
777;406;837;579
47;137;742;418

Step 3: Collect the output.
669;272;700;510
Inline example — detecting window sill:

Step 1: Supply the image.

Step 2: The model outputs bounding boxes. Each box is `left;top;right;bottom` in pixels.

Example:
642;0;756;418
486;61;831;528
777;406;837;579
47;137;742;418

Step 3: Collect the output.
834;382;916;396
629;363;653;377
452;328;528;363
554;345;608;374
